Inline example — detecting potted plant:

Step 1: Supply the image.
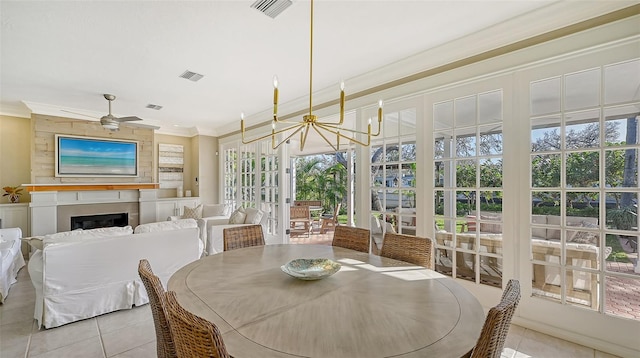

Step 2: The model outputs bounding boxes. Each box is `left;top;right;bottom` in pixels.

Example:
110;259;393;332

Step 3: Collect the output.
2;186;24;203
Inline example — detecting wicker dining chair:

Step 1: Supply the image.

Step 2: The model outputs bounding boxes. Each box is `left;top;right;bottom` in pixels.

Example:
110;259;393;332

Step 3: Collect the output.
223;224;265;251
379;232;433;269
165;291;232;358
332;225;371;253
138;259;177;358
469;279;521;358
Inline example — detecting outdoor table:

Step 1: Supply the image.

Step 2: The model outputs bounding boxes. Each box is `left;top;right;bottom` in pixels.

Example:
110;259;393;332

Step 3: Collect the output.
168;244;485;358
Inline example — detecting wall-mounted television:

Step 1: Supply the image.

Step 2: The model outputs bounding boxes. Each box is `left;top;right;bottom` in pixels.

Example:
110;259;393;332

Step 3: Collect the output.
55;135;139;177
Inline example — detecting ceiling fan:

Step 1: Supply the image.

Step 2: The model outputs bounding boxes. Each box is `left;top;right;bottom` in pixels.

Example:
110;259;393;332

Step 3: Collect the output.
97;94;142;130
62;94;157;131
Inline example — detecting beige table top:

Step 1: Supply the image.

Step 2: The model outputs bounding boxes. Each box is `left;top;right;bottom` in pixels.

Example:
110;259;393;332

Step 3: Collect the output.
168;244;485;358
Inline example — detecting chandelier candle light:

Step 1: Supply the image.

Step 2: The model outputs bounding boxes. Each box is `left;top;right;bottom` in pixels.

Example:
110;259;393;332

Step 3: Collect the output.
241;0;383;152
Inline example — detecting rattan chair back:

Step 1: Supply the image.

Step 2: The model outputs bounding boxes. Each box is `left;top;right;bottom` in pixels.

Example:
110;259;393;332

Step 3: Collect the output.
165;291;231;358
223;224;265;251
470;279;521;358
138;259;177;358
380;233;433;269
332;225;371;253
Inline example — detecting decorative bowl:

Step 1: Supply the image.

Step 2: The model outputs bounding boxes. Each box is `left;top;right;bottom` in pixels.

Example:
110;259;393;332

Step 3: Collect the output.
281;258;341;280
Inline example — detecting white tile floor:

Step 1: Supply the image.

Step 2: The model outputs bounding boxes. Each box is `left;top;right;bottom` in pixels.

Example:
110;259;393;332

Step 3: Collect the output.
0;265;621;358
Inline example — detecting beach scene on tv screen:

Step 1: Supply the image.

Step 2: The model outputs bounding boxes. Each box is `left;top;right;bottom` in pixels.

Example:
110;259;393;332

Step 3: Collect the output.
58;137;137;175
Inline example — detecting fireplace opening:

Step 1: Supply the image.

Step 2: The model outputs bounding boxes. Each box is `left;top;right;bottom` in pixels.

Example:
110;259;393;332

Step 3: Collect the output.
71;213;129;230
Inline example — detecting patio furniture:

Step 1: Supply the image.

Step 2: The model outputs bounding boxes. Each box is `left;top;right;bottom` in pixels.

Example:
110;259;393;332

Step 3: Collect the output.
168;244;485;357
290;205;313;237
138;259;177;358
396;207;417;235
293;200;321;207
332;224;370;253
223;224;265;251
294;200;323;227
380;232;433;269
469;279;521;358
320;203;341;233
165;291;232;358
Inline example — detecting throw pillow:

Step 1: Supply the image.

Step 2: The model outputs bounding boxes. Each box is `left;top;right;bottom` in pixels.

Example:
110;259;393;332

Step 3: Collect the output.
228;207;247;224
569;230;599;245
244;207;264;224
182;204;203;220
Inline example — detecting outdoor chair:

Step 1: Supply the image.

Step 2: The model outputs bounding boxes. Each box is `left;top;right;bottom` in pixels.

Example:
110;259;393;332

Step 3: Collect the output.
223;224;265;251
293;200;322;207
320;203;341;234
332;225;370;253
138;259;177;358
469;279;521;358
290;206;313;237
165;291;232;358
380;232;433;269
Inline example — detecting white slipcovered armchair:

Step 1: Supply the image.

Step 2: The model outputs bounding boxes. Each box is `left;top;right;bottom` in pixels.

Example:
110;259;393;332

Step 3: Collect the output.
0;227;26;303
168;203;231;253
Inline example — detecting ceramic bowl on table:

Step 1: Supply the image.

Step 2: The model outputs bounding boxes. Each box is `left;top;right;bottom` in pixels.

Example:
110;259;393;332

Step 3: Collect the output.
281;258;341;280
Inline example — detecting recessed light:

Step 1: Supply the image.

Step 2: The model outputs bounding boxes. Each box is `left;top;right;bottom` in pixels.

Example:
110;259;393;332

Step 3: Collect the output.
146;104;163;110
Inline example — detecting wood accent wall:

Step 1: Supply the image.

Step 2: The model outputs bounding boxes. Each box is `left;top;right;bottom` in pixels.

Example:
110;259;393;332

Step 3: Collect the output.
31;114;154;184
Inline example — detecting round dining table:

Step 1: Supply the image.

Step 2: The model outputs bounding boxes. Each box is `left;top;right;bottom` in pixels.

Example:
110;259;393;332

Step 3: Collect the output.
168;244;485;358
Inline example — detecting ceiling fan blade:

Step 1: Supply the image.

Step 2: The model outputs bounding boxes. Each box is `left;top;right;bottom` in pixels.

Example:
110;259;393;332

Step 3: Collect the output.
116;116;143;122
60;109;100;120
124;122;161;130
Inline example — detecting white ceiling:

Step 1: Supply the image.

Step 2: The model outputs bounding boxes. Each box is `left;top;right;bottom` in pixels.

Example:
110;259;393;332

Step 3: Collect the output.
0;1;633;138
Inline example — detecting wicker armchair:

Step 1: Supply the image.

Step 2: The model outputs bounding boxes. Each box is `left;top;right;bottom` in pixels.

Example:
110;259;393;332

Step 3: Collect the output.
332;225;370;253
380;233;433;269
165;291;232;358
223;224;265;251
137;259;177;358
469;279;521;358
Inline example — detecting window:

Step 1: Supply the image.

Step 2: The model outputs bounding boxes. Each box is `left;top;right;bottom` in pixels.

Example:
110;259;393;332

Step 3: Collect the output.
239;144;256;208
529;59;639;316
433;90;504;287
370;106;417;236
222;147;237;209
260;141;279;235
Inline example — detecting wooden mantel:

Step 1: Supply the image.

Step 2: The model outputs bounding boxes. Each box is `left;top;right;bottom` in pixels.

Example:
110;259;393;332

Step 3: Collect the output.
24;183;160;192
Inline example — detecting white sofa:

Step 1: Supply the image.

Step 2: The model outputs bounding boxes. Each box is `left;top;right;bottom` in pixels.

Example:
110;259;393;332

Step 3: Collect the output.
27;221;200;328
0;227;26;303
169;203;230;253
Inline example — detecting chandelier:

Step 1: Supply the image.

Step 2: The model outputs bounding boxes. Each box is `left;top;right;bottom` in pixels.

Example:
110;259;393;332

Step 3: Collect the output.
240;0;383;152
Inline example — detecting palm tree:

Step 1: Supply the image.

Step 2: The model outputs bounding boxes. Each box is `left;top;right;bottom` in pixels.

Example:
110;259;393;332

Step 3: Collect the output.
295;157;322;200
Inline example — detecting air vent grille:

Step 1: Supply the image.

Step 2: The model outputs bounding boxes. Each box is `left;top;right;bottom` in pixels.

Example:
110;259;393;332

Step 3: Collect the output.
251;0;292;19
179;70;204;82
146;104;163;110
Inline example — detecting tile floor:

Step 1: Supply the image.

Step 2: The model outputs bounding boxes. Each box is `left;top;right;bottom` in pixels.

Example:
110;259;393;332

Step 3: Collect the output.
0;253;621;358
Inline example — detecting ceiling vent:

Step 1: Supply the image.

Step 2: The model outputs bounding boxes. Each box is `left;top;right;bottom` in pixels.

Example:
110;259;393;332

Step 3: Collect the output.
146;104;163;110
251;0;292;19
179;70;204;82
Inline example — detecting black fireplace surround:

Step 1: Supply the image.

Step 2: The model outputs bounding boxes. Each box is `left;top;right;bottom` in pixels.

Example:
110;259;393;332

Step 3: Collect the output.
71;213;128;230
